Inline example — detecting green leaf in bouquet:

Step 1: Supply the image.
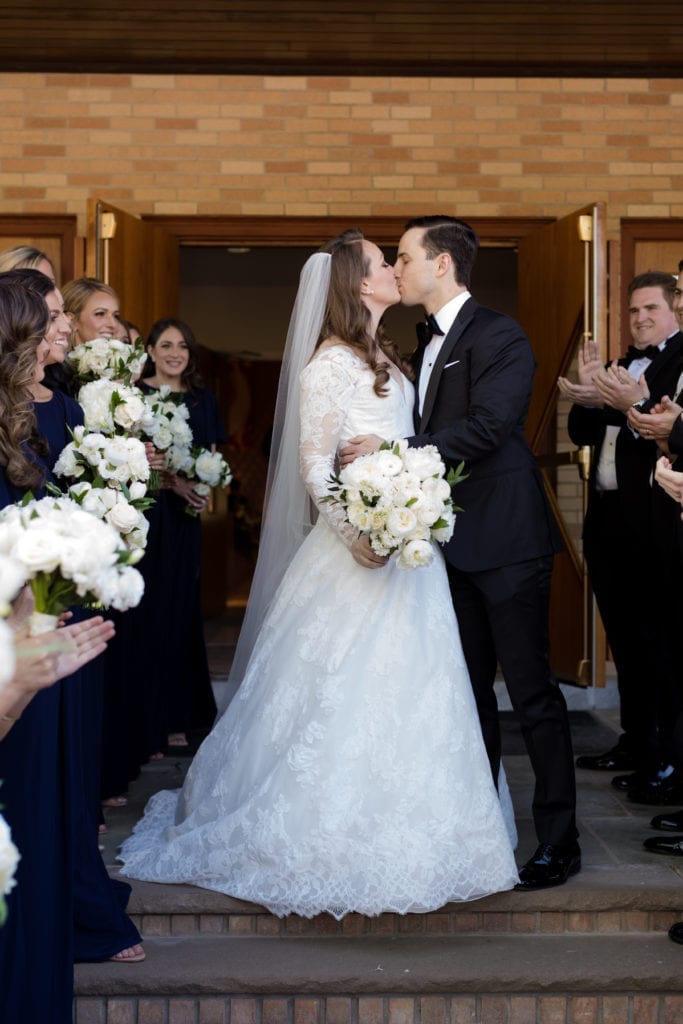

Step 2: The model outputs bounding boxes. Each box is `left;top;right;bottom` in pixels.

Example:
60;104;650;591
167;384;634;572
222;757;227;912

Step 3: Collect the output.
446;460;468;488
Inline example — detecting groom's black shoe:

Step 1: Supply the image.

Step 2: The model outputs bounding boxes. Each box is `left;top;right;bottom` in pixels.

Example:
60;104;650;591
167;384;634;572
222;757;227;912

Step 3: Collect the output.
514;843;581;891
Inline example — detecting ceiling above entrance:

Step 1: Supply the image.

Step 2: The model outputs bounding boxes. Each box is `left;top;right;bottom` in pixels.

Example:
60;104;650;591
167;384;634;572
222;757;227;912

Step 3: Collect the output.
1;1;681;77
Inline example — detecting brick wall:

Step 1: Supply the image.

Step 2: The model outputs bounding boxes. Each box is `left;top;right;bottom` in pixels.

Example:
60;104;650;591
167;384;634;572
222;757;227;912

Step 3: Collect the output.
1;73;681;235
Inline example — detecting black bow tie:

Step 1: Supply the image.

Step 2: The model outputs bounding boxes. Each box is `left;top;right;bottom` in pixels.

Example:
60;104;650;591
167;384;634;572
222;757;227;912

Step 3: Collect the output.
626;344;661;363
416;313;445;346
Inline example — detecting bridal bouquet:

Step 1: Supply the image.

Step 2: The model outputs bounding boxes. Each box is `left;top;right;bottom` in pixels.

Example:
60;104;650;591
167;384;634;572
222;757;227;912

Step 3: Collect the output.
327;441;465;569
78;378;152;437
53;426;150;491
64;481;151;555
180;446;232;516
140;386;194;477
0;495;145;631
68;336;147;386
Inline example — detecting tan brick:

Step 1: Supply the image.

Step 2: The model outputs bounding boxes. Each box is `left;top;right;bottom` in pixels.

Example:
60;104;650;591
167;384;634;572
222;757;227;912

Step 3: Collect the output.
138;1001;166;1024
171;914;198;935
449;997;478;1024
509;996;537;1023
106;1001;136;1024
294;998;321;1024
358;997;384;1024
419;997;446;1024
630;995;659;1024
663;995;683;1024
169;1001;199;1024
75;999;106;1024
539;995;567;1023
262;1000;290;1024
568;996;598;1024
387;998;413;1024
231;999;258;1024
478;997;507;1024
601;995;629;1024
326;998;354;1024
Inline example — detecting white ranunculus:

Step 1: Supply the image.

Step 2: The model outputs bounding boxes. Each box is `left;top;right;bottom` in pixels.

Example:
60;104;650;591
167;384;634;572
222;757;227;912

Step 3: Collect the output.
386;506;418;537
13;527;63;574
106;500;142;535
397;538;434;569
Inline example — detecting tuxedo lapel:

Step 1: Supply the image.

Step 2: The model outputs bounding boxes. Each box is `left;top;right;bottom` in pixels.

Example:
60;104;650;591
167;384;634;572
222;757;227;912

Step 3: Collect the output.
419;298;477;432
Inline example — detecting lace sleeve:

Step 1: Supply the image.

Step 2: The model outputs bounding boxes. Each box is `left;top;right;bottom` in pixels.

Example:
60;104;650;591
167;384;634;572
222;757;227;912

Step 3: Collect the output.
299;350;360;548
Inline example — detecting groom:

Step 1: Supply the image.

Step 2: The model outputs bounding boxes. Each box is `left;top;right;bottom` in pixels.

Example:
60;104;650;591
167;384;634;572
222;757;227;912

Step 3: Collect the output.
341;215;579;890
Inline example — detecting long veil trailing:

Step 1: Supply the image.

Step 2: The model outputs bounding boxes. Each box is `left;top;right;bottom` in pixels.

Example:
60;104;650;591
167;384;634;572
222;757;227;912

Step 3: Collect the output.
219;252;332;712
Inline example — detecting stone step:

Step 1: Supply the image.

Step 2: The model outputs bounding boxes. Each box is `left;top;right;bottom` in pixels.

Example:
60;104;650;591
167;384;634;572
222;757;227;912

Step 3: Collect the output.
74;932;683;1022
121;874;683;939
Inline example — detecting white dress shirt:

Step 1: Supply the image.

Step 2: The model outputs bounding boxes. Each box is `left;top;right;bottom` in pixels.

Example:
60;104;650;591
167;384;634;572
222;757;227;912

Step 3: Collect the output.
417;291;471;416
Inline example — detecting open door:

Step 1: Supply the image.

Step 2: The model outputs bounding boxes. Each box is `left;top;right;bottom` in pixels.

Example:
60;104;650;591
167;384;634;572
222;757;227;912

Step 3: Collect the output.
518;203;607;685
86;199;179;336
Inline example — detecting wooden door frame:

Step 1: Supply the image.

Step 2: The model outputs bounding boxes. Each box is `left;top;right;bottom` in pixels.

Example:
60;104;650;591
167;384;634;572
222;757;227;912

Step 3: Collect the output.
0;214;79;282
620;218;683;349
144;214;554;248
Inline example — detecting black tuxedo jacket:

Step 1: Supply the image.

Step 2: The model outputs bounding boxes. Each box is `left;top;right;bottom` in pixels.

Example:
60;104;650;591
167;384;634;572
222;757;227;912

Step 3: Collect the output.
408;297;562;573
568;332;683;539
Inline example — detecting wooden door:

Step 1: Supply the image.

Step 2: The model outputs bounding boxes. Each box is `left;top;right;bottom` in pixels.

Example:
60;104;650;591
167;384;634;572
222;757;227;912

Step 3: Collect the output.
86;199;179;337
517;203;607;684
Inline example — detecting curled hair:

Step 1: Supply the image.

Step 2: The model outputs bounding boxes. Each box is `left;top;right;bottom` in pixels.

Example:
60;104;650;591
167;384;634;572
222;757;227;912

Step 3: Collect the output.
0;275;50;490
316;229;411;396
142;317;204;392
627;271;677;307
0;244;56;280
404;215;479;288
61;277;118;318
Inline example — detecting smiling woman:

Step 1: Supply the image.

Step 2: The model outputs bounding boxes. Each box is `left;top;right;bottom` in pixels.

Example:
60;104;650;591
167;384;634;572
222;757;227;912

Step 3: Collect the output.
61;277;121;347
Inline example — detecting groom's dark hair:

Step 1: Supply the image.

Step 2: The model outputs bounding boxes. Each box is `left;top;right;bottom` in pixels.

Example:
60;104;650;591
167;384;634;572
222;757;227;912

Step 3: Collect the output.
405;215;479;288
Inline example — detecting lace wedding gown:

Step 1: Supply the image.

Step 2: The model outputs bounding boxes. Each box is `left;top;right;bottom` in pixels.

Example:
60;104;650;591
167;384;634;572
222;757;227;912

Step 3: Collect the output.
119;347;519;917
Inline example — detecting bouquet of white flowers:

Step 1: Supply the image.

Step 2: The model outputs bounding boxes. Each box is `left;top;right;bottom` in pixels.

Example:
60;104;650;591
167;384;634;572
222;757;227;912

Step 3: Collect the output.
0;495;145;631
0;809;20;926
326;441;465;569
64;481;151;555
68;336;147;386
180;446;232;516
78;378;152;437
53;426;150;491
140;386;194;481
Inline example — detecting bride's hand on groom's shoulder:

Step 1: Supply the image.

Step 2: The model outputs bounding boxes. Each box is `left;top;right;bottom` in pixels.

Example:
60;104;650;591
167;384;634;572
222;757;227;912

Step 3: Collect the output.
350;534;389;570
339;434;384;466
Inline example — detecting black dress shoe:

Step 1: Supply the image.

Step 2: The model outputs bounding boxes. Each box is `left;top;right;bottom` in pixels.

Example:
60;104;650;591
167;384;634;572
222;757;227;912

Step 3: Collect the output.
650;809;683;831
627;767;683;806
514;843;581;891
576;744;636;771
670;922;683;945
643;835;683;856
612;771;645;791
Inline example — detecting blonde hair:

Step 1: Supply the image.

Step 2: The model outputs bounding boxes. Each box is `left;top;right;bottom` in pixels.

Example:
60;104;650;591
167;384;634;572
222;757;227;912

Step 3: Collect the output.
0;244;56;278
61;277;118;318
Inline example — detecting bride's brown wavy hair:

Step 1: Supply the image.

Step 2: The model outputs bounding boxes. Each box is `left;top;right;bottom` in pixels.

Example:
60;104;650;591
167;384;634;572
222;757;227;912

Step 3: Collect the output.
0;275;50;490
316;229;413;395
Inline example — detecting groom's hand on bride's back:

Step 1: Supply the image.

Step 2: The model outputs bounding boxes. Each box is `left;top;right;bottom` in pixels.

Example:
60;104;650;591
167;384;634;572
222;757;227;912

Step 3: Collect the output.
339;434;385;466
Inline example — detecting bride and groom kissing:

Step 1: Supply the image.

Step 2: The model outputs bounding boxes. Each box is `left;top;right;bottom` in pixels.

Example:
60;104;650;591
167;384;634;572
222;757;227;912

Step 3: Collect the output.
119;216;580;915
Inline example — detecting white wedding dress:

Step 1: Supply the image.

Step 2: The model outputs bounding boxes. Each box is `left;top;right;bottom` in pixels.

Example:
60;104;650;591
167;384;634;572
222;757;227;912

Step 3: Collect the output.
119;347;519;917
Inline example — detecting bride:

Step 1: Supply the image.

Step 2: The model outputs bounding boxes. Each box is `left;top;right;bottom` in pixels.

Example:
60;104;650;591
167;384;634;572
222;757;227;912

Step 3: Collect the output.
119;229;519;918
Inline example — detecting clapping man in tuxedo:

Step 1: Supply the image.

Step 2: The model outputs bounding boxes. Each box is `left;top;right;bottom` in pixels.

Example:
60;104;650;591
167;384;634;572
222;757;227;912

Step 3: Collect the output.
560;271;683;802
341;215;579;890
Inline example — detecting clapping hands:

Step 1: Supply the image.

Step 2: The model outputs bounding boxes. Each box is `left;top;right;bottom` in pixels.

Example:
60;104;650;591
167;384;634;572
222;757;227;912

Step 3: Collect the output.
557;338;604;407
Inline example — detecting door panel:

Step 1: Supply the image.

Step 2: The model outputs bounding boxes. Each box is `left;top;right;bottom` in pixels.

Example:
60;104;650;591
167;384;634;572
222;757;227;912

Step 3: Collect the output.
86;199;179;336
518;204;607;684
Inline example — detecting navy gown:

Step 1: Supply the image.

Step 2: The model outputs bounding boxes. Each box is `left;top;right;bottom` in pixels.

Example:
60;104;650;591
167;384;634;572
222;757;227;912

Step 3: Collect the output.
0;392;140;1024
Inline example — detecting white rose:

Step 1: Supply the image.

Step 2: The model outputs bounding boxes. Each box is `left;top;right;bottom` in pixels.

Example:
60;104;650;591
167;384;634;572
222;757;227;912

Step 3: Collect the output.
128;481;147;501
373;450;403;477
0;552;26;610
152;425;173;450
109;566;145;611
403;445;445;480
416;499;445;528
421;476;452;502
113;394;145;431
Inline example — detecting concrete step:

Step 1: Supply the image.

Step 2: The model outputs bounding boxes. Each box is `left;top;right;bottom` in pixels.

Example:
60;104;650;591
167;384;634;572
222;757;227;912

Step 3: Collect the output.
74;932;683;1022
120;873;683;939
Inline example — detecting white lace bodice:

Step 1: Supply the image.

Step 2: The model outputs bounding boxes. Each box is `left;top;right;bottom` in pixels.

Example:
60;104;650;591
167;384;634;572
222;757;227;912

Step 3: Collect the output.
299;346;414;546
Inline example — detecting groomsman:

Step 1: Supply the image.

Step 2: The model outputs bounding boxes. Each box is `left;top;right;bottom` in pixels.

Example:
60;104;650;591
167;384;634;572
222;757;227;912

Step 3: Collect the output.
560;271;683;800
341;215;579;890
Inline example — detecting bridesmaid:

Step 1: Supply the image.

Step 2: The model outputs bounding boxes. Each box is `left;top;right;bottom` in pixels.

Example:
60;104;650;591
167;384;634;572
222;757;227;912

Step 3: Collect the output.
139;318;225;754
